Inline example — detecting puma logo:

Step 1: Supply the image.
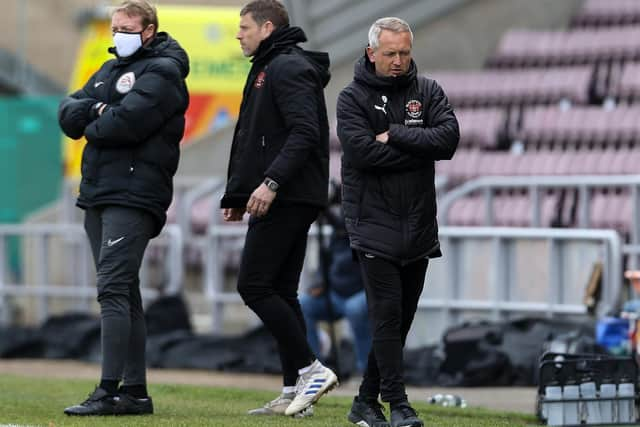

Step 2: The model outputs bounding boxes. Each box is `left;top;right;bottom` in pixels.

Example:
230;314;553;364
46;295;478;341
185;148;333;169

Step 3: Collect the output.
374;95;388;115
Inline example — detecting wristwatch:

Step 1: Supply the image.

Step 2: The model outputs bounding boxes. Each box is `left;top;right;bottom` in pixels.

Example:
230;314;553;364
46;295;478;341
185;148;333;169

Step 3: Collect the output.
264;177;279;192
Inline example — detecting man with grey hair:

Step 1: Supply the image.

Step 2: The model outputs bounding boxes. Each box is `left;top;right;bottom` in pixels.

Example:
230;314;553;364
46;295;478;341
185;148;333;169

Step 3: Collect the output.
337;17;459;427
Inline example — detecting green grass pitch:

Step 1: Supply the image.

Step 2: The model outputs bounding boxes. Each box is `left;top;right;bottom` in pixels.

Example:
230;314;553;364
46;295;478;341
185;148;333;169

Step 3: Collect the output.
0;374;540;426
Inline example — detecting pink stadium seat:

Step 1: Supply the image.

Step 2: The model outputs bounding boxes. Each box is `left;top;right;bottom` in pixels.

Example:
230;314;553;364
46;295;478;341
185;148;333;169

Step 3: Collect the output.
428;66;592;108
329;120;341;151
518;105;640;150
610;62;640;102
456;108;507;148
590;192;632;235
446;192;559;227
489;27;640;68
573;0;640;27
329;149;342;183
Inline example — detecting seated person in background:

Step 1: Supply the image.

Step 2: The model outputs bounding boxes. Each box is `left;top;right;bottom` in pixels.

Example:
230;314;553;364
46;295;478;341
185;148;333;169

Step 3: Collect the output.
300;199;371;373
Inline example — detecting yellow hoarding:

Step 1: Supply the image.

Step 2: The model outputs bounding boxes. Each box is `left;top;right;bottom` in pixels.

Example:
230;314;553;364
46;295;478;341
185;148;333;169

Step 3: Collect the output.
64;5;249;177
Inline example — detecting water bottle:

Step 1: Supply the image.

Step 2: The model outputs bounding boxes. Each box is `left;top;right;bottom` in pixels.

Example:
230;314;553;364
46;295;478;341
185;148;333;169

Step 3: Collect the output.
544;382;563;426
618;377;636;423
599;378;616;424
427;393;467;408
580;376;601;424
562;378;580;425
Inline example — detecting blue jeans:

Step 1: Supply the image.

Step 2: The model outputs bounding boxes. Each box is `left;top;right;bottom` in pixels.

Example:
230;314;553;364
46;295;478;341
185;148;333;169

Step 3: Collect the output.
299;290;371;372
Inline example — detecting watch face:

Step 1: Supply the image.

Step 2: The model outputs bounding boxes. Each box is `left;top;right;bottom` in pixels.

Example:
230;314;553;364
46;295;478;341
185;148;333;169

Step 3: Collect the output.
268;182;277;191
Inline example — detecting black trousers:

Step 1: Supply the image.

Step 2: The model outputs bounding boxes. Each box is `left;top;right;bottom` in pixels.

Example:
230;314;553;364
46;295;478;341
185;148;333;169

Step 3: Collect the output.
84;205;155;385
356;252;429;403
237;203;319;386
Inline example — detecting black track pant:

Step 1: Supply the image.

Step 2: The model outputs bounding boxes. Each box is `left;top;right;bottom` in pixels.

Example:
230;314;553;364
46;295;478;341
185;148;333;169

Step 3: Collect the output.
356;252;429;403
236;204;319;386
84;205;154;386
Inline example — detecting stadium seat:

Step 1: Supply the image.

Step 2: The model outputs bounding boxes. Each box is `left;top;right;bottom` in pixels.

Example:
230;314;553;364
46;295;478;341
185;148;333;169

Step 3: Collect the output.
488;27;640;68
572;0;640;28
428;66;593;108
456;108;507;149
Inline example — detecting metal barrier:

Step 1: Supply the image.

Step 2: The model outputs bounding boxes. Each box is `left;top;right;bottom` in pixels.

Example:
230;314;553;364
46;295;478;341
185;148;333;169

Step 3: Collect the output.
205;221;622;336
439;175;640;242
204;221;332;332
429;227;622;329
0;223;183;325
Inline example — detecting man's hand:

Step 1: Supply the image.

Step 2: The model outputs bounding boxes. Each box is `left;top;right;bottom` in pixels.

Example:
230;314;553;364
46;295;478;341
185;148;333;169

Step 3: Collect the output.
376;131;389;144
246;183;276;217
223;207;246;222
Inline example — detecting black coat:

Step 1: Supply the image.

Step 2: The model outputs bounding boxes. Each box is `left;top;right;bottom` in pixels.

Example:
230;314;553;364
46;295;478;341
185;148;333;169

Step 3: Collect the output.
220;26;330;209
337;55;459;265
58;32;189;236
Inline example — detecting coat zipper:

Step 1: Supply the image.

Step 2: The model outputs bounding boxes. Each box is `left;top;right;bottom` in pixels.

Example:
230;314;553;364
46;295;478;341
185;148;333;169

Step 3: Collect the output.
261;135;266;170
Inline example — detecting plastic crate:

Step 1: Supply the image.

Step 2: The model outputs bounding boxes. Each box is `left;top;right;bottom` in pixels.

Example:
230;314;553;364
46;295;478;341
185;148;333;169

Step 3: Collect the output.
537;352;639;426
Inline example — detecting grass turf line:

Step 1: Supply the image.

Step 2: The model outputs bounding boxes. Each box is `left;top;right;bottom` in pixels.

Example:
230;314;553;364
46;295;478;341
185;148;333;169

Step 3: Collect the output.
0;374;539;426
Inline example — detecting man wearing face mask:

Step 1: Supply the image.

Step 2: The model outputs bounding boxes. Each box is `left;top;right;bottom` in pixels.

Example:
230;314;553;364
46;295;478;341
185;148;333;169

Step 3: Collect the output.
337;17;459;427
58;0;189;416
221;0;337;418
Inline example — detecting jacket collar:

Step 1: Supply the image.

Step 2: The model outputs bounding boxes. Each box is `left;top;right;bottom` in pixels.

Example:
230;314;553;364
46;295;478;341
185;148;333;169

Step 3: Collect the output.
251;25;307;64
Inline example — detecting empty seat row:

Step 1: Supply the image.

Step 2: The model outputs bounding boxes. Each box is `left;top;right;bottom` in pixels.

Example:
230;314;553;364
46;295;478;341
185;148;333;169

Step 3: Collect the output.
488;27;640;68
428;66;592;108
572;0;640;28
608;61;640;102
516;105;640;149
444;192;632;235
456;108;507;149
436;148;640;186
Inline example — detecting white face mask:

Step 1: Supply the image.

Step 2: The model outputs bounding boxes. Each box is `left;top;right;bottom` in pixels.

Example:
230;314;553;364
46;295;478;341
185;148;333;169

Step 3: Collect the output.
113;32;143;57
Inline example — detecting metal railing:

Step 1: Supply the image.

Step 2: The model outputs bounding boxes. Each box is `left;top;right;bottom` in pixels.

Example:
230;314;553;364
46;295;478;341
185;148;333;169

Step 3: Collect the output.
439;174;640;239
204;219;622;336
0;223;183;325
430;227;622;328
204;221;332;332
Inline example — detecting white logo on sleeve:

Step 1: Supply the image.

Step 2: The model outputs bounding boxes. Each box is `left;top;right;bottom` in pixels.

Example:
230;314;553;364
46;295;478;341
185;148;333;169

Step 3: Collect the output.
94;81;105;88
107;236;125;247
374;95;388;115
115;72;136;94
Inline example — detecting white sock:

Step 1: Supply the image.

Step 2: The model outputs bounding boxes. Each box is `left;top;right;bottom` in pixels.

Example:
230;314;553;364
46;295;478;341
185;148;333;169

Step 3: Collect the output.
298;359;318;375
283;386;295;394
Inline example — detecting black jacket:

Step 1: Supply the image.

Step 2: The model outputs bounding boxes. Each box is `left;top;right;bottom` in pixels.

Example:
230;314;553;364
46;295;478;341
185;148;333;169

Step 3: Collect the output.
337;54;459;265
58;32;189;236
220;26;330;209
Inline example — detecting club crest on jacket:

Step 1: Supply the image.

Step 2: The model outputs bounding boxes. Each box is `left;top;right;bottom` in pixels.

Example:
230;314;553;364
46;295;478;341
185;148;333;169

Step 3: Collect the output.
254;71;266;89
116;72;136;94
405;99;423;126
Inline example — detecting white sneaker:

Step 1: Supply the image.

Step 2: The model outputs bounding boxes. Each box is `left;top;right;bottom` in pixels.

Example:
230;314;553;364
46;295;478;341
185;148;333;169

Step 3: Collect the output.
247;392;313;417
284;360;339;416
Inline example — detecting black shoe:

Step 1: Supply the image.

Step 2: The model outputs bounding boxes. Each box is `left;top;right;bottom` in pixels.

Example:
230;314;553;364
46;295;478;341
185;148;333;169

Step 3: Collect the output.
115;393;154;415
390;402;423;427
64;387;119;416
348;396;391;427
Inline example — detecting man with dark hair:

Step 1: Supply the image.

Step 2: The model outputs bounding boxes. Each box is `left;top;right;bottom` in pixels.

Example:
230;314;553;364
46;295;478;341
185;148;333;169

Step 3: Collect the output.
221;0;338;418
58;0;189;416
337;17;459;427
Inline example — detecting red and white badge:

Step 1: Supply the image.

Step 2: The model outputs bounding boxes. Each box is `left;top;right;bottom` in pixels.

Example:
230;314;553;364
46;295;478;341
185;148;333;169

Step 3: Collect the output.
405;99;423;119
116;72;136;94
254;71;266;89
